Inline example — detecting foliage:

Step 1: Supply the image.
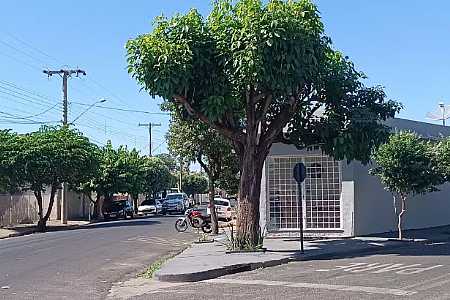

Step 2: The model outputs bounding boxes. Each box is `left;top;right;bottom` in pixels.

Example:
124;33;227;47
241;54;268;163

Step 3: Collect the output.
142;156;175;198
436;137;450;181
370;132;444;239
167;116;239;187
370;132;443;196
127;0;401;248
154;153;178;172
0;130;24;193
0;126;100;231
182;173;208;196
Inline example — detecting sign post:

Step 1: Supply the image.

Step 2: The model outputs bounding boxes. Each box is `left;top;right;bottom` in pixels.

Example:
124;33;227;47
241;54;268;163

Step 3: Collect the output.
293;162;307;253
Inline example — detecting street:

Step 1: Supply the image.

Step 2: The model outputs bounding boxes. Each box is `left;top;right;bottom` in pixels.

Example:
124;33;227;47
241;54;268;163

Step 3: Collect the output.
144;240;450;300
0;216;195;300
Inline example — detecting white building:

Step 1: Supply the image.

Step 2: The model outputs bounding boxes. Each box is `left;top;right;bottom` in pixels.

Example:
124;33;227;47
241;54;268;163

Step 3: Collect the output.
259;118;450;238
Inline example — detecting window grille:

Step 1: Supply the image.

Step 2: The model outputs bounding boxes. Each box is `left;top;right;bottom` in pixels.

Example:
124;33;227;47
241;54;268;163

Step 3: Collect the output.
267;155;341;231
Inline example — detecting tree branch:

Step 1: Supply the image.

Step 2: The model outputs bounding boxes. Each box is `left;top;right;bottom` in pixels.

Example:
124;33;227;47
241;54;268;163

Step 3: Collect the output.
196;152;211;178
173;95;244;143
256;94;273;124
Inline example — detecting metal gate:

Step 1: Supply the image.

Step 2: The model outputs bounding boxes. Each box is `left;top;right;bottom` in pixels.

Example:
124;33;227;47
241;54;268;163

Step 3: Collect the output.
267;155;342;231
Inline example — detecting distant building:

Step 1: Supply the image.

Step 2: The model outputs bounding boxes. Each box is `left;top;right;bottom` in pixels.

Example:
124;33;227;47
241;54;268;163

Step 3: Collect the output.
260;118;450;238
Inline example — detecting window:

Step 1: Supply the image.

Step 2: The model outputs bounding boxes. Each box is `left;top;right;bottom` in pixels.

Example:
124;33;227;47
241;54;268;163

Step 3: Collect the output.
267;155;341;231
141;199;155;206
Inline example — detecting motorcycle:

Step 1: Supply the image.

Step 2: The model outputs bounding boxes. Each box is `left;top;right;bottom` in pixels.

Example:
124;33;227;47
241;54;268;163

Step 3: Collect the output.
175;208;212;233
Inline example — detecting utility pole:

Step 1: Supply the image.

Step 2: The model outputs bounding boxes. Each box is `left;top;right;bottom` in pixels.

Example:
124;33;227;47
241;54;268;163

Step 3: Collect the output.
43;68;86;224
138;122;161;156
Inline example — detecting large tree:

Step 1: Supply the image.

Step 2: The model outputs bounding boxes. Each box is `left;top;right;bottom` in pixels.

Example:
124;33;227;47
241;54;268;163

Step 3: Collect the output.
0;127;99;231
167;116;239;234
370;132;444;240
127;0;400;248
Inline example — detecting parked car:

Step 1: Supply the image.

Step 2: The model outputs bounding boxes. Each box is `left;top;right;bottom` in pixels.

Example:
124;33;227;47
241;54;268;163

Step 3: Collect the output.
207;198;232;221
103;200;134;220
137;198;163;216
162;193;188;214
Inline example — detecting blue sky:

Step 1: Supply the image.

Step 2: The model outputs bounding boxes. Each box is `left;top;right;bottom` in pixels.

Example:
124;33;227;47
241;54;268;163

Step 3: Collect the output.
1;1;449;155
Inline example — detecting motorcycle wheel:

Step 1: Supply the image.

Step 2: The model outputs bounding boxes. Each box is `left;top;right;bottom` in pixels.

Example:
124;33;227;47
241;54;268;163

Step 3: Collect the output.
191;217;203;228
201;223;212;233
175;219;188;232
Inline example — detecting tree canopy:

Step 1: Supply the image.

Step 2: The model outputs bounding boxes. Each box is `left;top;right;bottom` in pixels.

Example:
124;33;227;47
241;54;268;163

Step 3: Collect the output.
0;126;100;231
182;173;208;197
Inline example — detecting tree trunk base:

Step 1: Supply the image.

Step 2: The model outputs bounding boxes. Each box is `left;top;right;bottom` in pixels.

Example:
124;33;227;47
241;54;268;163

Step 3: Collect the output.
37;219;47;232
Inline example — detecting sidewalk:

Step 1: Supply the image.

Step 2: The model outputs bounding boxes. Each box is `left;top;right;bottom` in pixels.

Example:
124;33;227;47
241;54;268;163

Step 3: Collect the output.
155;225;450;282
0;220;91;239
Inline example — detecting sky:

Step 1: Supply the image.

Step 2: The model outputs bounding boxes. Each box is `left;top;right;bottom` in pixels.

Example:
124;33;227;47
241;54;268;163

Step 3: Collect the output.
1;0;450;156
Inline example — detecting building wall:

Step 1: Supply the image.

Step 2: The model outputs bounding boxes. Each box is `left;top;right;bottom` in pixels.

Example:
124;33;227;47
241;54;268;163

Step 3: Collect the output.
353;161;450;236
261;143;354;238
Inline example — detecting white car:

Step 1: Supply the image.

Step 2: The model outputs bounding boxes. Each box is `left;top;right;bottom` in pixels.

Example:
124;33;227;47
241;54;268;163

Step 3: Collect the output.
207;198;232;221
138;199;162;216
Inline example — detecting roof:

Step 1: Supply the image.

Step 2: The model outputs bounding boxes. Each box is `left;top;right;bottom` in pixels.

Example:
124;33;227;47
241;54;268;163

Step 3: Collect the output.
384;118;450;140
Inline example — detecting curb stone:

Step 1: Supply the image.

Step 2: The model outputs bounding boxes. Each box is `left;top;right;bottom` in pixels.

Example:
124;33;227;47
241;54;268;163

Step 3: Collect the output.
155;238;443;283
0;223;88;240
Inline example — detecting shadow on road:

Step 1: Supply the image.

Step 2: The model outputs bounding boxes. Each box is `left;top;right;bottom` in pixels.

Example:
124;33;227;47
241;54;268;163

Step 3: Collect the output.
85;218;161;229
265;224;450;261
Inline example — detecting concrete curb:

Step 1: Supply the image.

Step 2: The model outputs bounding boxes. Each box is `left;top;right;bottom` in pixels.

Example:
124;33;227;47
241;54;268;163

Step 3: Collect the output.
0;223;90;240
155;238;439;283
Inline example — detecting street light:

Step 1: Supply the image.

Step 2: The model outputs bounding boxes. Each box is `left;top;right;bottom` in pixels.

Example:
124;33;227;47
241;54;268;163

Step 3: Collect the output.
71;99;106;124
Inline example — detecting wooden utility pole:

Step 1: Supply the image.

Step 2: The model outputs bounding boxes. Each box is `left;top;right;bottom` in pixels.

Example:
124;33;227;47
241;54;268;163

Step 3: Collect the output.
138;122;161;156
43;68;86;224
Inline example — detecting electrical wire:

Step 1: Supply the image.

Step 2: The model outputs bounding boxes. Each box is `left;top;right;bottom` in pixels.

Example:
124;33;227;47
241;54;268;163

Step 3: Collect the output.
70;101;169;115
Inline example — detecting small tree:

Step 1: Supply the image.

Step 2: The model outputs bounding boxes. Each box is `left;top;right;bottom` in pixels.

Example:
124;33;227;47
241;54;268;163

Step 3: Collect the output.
167;116;239;234
123;148;146;213
142;156;174;199
89;142;130;218
370;132;444;240
183;173;208;198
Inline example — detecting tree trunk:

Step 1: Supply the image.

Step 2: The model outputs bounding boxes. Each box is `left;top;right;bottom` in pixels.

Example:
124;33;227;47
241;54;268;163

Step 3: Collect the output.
397;194;407;240
208;180;219;235
132;197;138;214
35;190;45;232
94;194;105;220
37;185;58;232
235;148;266;249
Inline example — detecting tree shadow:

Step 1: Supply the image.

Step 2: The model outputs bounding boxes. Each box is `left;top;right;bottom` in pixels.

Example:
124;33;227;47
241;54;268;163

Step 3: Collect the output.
82;218;161;229
265;224;450;261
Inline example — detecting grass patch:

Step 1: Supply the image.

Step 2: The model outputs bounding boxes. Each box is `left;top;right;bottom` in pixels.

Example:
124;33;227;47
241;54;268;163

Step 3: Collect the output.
139;247;188;279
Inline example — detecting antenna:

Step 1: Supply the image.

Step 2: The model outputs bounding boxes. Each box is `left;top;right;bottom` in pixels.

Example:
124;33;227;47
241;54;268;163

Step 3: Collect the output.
426;102;450;126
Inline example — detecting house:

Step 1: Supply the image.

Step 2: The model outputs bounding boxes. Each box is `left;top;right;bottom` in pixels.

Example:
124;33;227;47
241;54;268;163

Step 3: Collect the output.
259;118;450;238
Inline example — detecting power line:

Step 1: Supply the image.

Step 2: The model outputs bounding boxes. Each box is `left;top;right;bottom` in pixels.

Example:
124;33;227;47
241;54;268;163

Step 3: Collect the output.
0;110;59;124
0;39;49;67
70;101;169;115
3;31;63;65
0;80;61;106
0;49;42;72
0;103;60;120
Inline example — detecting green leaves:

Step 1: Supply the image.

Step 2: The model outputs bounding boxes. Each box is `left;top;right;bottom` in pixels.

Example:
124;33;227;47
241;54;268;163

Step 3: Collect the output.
0;126;100;194
370;132;445;196
182;173;208;196
167;114;239;190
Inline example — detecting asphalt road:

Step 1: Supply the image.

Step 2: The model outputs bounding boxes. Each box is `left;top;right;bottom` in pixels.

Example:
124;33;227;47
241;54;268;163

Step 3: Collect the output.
0;215;195;300
146;240;450;300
